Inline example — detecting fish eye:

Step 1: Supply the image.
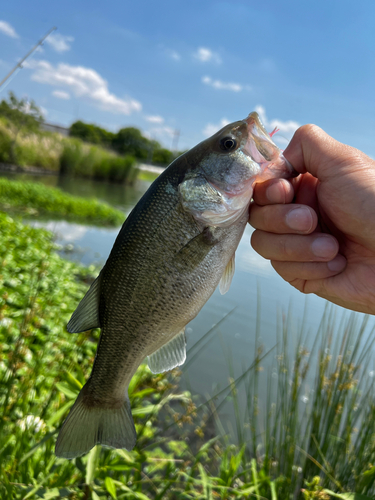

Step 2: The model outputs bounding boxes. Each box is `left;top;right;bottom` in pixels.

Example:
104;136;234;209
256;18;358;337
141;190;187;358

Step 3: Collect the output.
220;137;237;151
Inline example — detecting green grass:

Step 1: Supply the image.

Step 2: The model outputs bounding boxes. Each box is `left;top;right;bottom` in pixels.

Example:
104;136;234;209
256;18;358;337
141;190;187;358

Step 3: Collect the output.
0;178;125;226
1;211;375;498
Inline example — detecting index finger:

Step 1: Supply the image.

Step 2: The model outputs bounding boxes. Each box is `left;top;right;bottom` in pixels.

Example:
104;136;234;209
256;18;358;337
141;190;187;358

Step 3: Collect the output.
252;178;295;206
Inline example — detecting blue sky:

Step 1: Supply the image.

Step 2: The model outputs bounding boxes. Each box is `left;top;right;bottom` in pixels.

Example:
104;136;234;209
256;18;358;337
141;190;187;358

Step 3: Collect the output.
0;0;374;155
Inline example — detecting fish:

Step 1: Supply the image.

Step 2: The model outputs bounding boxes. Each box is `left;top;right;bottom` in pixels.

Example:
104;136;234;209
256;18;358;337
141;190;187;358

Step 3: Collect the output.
55;111;297;459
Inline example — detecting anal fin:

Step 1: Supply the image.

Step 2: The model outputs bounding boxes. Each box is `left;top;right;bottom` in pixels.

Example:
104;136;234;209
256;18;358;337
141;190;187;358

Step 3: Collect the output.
148;329;186;374
219;253;235;295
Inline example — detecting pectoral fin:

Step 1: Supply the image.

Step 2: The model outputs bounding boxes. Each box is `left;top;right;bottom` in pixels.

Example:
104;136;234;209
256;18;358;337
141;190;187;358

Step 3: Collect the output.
147;329;186;374
219;253;235;295
174;227;218;273
67;274;102;333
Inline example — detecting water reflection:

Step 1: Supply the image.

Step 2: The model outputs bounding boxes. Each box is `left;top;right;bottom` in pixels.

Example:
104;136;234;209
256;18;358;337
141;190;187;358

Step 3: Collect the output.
30;220;119;266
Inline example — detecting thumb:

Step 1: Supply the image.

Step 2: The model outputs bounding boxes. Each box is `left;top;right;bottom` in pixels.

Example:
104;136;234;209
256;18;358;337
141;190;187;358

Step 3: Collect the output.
283;124;361;182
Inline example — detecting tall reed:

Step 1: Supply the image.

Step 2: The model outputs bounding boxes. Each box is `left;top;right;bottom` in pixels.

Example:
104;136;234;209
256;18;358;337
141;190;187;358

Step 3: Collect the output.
203;307;375;498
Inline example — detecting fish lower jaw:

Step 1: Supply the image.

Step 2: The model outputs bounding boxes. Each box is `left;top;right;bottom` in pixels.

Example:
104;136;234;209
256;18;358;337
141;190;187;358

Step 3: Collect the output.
198;198;251;227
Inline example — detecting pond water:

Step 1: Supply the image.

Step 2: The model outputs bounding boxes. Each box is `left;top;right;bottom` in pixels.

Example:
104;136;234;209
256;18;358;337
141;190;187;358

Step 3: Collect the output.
4;172;375;437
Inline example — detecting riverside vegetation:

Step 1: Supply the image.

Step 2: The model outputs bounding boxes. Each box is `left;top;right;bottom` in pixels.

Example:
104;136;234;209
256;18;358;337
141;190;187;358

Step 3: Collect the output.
2;210;375;498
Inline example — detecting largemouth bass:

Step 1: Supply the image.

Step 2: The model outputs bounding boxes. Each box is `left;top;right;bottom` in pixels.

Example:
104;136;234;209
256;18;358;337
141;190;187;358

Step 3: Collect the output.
56;112;297;459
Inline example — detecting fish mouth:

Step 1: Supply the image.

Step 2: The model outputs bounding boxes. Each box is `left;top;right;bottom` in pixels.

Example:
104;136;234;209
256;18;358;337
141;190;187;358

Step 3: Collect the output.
244;111;298;178
244;111;280;163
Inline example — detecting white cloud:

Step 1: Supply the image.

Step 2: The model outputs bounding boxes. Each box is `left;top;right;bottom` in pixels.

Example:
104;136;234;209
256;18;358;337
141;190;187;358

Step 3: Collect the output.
0;20;18;39
202;76;251;92
168;49;181;61
255;105;300;145
145;115;164;124
159;45;181;61
194;47;221;64
202;118;230;137
25;60;142;115
45;33;74;53
52;90;71;100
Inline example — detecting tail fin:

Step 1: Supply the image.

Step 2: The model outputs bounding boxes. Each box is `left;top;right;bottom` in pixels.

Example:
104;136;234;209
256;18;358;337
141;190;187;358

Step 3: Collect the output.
55;388;136;459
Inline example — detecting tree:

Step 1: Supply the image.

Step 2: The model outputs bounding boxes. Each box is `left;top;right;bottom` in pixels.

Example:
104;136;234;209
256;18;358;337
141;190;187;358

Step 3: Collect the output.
0;91;44;164
111;127;152;161
69;121;115;148
69;120;177;165
0;91;43;131
152;147;174;166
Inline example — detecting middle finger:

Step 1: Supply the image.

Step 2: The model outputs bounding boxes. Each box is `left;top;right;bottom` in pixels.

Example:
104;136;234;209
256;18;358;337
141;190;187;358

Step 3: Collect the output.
249;204;318;234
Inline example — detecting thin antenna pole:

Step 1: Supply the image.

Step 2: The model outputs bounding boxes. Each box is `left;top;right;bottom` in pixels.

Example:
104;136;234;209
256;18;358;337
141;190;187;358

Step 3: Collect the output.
0;26;57;91
171;129;180;152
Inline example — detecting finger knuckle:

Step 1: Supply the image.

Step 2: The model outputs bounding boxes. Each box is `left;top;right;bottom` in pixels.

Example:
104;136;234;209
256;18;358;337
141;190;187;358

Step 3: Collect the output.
295;124;322;142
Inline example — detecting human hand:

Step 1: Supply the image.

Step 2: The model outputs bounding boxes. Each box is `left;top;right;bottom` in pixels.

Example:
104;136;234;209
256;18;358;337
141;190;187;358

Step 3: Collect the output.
249;124;375;314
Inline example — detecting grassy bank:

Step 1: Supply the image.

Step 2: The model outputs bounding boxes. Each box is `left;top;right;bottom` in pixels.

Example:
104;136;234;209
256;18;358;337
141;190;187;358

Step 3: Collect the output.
0;178;125;226
1;212;375;498
0;117;138;184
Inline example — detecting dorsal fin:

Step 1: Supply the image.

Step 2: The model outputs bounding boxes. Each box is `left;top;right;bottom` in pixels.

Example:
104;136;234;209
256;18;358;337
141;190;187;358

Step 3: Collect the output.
67;274;102;333
219;253;235;295
147;329;186;374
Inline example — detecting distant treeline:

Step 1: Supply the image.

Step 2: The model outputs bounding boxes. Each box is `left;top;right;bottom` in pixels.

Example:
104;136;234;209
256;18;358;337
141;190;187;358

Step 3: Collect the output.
69;120;183;167
0;92;147;184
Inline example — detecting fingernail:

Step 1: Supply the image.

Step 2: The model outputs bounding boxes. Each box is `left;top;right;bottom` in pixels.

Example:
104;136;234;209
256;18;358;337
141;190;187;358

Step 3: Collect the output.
285;207;313;232
311;236;338;258
327;254;346;272
266;182;284;203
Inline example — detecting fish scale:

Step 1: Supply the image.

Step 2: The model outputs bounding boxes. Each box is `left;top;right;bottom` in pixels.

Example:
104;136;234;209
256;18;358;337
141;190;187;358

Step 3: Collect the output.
55;111;297;458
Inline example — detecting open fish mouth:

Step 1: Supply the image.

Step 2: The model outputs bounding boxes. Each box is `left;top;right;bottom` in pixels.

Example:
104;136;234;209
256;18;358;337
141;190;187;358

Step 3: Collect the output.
244;111;298;178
